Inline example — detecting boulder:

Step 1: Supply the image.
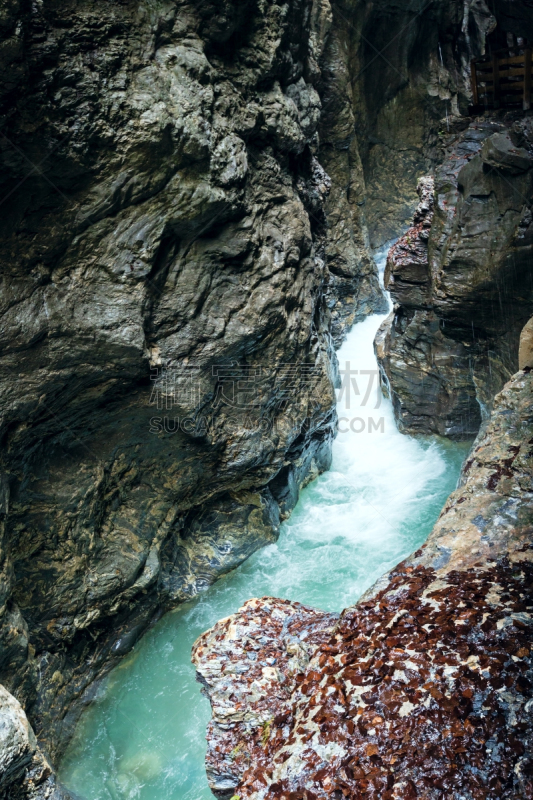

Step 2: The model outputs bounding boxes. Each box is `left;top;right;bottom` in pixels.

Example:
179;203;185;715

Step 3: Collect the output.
0;684;36;793
481;131;532;175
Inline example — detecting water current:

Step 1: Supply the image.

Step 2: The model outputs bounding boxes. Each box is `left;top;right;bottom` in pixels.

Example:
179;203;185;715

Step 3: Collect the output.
59;286;471;800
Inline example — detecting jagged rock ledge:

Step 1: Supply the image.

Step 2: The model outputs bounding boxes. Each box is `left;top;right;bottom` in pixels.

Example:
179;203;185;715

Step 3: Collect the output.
193;368;533;799
376;117;533;440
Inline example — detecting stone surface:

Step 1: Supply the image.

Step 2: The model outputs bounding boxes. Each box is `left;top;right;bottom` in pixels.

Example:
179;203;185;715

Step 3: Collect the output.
326;0;495;249
377;119;533;439
0;0;521;785
317;12;388;343
192;597;338;798
383;176;435;309
0;0;355;765
481;131;532;175
0;684;36;793
194;368;533;799
519;318;533;370
0;683;69;799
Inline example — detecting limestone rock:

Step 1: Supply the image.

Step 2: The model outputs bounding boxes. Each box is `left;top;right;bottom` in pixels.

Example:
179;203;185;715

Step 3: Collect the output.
0;0;516;780
0;684;71;799
384;176;435;309
481;131;533;175
519;317;533;370
376;308;481;438
0;0;353;764
192;597;338;798
162;489;281;602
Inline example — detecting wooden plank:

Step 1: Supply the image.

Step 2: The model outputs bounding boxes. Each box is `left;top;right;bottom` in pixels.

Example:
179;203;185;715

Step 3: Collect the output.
524;48;532;110
498;67;526;78
498;53;533;66
475;51;512;67
479;86;523;96
492;53;501;108
471;60;479;105
482;77;524;87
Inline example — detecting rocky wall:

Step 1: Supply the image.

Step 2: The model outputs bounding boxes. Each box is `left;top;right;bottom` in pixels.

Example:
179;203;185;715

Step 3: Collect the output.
0;0;518;792
377;118;533;438
321;0;497;250
0;0;356;773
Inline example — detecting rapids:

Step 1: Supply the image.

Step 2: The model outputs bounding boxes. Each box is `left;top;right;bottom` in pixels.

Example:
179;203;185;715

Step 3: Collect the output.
59;297;470;800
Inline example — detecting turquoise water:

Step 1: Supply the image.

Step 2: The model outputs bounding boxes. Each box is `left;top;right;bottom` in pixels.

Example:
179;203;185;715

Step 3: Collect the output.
59;311;470;800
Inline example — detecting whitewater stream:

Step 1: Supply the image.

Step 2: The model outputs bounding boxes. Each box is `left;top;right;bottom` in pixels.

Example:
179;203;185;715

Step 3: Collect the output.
59;286;470;799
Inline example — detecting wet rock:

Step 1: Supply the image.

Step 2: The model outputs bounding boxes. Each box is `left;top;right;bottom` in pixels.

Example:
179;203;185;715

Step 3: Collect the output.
375;308;482;438
0;684;36;792
192;597;338;798
481;131;533;175
0;0;513;781
0;0;348;763
162;489;281;602
194;369;533;799
384;176;435;309
376;119;533;438
332;0;493;248
0;684;72;799
519;317;533;370
318;16;388;344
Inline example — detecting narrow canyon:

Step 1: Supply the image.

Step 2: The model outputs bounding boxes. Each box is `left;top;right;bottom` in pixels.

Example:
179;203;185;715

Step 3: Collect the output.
0;0;532;798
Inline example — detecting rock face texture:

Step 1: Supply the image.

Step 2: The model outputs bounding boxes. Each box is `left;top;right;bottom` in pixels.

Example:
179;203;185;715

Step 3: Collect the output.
321;0;496;249
0;683;68;800
193;368;533;799
0;0;519;790
193;597;338;798
0;684;37;794
377;118;533;439
0;0;389;769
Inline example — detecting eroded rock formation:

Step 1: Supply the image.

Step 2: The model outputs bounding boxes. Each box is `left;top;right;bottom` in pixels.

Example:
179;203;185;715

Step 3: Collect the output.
321;0;497;249
0;684;68;800
193;367;533;799
377;118;533;438
0;0;525;792
1;0;352;769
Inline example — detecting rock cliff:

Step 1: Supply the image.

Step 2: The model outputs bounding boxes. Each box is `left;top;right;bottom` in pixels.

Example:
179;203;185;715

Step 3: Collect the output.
377;117;533;438
0;0;340;774
0;0;391;784
0;0;521;793
193;367;533;799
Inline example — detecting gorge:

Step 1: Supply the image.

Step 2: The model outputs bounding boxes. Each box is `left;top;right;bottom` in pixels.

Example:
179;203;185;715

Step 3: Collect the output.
0;0;532;798
56;273;469;800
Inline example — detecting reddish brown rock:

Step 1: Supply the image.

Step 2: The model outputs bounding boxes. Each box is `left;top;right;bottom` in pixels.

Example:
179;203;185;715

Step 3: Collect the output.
194;369;533;799
192;598;338;798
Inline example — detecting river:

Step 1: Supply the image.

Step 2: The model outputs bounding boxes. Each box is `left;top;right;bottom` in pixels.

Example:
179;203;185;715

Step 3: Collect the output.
59;283;470;800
